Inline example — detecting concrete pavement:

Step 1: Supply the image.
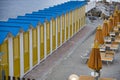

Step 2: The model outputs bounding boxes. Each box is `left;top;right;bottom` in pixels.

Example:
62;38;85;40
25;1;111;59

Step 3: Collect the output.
24;19;120;80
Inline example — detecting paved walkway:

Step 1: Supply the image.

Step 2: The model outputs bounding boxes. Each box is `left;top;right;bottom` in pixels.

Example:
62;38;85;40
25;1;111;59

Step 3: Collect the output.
24;19;120;80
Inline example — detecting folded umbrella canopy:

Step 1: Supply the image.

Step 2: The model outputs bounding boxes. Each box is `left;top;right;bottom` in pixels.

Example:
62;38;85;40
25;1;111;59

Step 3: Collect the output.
109;16;114;31
113;6;119;26
87;41;102;80
118;10;120;22
87;41;102;72
107;20;112;33
102;20;109;37
113;12;119;27
114;5;120;22
95;26;104;44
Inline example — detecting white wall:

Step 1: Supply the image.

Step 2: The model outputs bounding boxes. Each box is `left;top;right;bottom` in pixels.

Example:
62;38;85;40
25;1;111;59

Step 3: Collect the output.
85;1;96;12
0;0;68;21
94;0;120;2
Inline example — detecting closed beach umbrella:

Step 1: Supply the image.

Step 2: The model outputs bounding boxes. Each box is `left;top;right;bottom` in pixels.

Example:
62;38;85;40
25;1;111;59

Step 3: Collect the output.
109;16;114;31
114;6;119;15
118;11;120;22
102;20;109;37
95;26;104;44
107;20;112;33
113;12;118;27
87;41;102;71
114;6;119;25
87;41;102;80
114;6;120;22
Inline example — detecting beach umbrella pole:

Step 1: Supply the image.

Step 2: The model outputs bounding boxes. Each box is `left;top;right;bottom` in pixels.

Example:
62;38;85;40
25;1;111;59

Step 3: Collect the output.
94;70;100;80
95;76;99;80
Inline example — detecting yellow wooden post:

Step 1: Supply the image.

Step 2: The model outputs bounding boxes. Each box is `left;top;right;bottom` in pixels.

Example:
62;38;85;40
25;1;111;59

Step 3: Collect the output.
13;36;20;77
32;28;38;66
23;32;29;73
40;25;44;60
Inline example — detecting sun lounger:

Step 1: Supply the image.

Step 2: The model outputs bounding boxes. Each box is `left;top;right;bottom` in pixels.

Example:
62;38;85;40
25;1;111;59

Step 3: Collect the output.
80;51;90;64
100;51;115;65
79;75;116;80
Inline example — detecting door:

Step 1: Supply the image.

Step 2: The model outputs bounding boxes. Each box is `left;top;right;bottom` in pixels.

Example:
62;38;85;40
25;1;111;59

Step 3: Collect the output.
23;32;29;73
13;36;20;77
52;19;56;50
32;28;38;66
40;25;44;60
46;22;50;55
0;40;9;79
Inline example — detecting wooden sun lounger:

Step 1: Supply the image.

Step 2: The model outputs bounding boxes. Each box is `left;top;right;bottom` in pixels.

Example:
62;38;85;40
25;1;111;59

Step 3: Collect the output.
100;51;115;65
114;37;120;43
79;75;116;80
81;50;115;64
79;75;94;80
104;43;119;51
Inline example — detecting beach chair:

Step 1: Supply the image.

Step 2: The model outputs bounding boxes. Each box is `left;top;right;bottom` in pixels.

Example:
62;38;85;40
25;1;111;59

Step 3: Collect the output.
80;51;90;64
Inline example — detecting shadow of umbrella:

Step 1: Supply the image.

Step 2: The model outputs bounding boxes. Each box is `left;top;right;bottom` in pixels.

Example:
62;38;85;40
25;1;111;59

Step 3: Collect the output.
87;41;102;80
95;25;104;45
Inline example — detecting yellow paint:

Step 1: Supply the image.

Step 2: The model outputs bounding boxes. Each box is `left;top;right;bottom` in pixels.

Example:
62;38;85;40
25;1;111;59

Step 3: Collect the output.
66;13;69;40
75;9;77;33
79;8;82;28
46;22;50;55
76;21;78;32
62;15;65;43
76;8;80;30
23;32;29;73
70;25;72;37
52;19;56;50
83;6;86;25
73;11;75;34
81;7;83;27
32;28;38;66
13;36;20;77
57;17;61;46
70;11;73;37
79;19;81;29
81;17;83;27
84;16;86;25
40;25;44;60
78;9;80;28
73;23;75;34
0;40;9;79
